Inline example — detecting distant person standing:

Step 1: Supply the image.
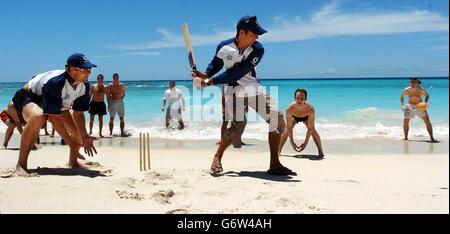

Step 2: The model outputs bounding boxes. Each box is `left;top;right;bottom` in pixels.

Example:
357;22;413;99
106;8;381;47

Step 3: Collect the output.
89;74;107;137
162;80;186;130
400;77;437;142
107;73;128;137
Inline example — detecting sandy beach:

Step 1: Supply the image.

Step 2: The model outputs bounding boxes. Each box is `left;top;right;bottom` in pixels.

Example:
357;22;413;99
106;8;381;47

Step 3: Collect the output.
0;133;448;214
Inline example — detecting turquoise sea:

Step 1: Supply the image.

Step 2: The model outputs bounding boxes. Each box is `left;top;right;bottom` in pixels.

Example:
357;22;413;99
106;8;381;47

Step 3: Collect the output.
0;77;448;140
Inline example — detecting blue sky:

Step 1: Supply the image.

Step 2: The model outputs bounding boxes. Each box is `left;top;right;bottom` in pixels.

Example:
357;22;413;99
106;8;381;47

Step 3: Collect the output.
0;0;448;82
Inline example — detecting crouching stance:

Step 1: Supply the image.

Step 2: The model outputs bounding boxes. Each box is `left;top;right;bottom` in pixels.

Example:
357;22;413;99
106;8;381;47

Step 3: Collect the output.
12;53;98;176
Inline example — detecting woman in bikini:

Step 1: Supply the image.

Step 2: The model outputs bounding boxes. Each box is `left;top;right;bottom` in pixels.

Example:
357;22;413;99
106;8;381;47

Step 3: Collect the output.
279;88;324;158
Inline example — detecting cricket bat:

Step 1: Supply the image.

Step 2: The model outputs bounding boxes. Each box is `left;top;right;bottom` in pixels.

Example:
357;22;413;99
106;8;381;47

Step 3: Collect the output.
182;23;201;87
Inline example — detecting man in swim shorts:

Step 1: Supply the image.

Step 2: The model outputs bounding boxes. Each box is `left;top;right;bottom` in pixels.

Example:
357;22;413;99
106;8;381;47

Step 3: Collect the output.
400;77;437;142
89;74;107;137
106;73;128;137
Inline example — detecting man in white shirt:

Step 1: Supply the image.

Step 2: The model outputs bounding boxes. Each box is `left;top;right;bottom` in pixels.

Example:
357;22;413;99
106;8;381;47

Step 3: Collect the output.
192;16;295;176
162;80;186;130
11;53;98;176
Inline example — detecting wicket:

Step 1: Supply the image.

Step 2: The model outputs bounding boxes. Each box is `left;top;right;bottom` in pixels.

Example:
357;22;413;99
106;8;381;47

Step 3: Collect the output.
139;133;151;171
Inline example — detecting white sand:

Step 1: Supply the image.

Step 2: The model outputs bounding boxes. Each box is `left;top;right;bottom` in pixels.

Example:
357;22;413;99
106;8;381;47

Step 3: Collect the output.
0;135;448;214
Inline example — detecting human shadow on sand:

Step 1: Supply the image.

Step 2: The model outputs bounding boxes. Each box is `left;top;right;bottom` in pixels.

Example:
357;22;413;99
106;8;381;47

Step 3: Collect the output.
406;140;441;143
29;167;111;178
280;154;324;161
211;171;301;182
1;147;21;151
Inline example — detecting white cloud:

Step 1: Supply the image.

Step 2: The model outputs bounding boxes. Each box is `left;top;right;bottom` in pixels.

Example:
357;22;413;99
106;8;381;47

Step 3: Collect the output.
427;45;449;50
106;1;449;50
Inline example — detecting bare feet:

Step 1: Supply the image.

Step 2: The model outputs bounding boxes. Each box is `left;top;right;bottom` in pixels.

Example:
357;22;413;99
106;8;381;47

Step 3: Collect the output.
16;164;30;177
403;138;408;141
68;160;91;169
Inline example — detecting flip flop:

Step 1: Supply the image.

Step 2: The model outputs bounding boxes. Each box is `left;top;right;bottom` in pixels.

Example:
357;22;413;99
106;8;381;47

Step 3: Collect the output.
267;167;298;176
210;163;223;174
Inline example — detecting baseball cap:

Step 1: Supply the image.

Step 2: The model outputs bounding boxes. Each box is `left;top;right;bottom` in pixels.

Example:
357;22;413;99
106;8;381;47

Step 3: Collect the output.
410;77;422;84
66;53;97;69
236;15;267;35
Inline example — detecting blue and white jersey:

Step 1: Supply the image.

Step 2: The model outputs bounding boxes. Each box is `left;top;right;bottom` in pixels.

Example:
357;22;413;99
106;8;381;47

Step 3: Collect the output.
27;70;90;115
205;38;265;97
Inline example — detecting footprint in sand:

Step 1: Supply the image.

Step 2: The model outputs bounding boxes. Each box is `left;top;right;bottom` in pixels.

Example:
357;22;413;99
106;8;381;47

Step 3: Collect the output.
116;177;137;188
83;161;103;168
100;169;113;177
166;208;189;214
145;171;173;181
325;179;361;184
203;190;226;196
115;190;145;201
307;205;325;213
277;198;291;207
152;189;175;204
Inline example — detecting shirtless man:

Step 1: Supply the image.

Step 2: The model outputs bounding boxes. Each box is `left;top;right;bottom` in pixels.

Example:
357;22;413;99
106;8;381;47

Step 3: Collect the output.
89;74;107;137
107;73;127;136
400;77;437;142
279;89;324;157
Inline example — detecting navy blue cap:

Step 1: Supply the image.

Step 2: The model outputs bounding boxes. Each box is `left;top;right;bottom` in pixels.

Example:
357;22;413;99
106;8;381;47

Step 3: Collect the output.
66;53;97;69
236;15;267;35
410;77;421;84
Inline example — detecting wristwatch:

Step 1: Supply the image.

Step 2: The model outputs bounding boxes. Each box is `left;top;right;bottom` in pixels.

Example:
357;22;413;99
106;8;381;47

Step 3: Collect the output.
204;78;211;86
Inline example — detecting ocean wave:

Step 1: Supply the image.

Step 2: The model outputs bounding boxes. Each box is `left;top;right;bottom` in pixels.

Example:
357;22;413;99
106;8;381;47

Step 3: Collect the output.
116;121;449;141
1;106;447;141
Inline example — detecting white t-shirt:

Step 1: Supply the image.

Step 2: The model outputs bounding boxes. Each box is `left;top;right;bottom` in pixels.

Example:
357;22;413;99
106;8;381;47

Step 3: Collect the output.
27;70;90;114
164;88;184;109
216;44;266;97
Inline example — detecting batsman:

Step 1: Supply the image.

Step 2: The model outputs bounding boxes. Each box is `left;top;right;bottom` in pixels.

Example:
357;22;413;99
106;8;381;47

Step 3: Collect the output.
190;15;297;176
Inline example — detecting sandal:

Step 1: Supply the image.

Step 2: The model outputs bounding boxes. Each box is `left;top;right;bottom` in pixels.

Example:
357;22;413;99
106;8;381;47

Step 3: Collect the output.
210;163;223;174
